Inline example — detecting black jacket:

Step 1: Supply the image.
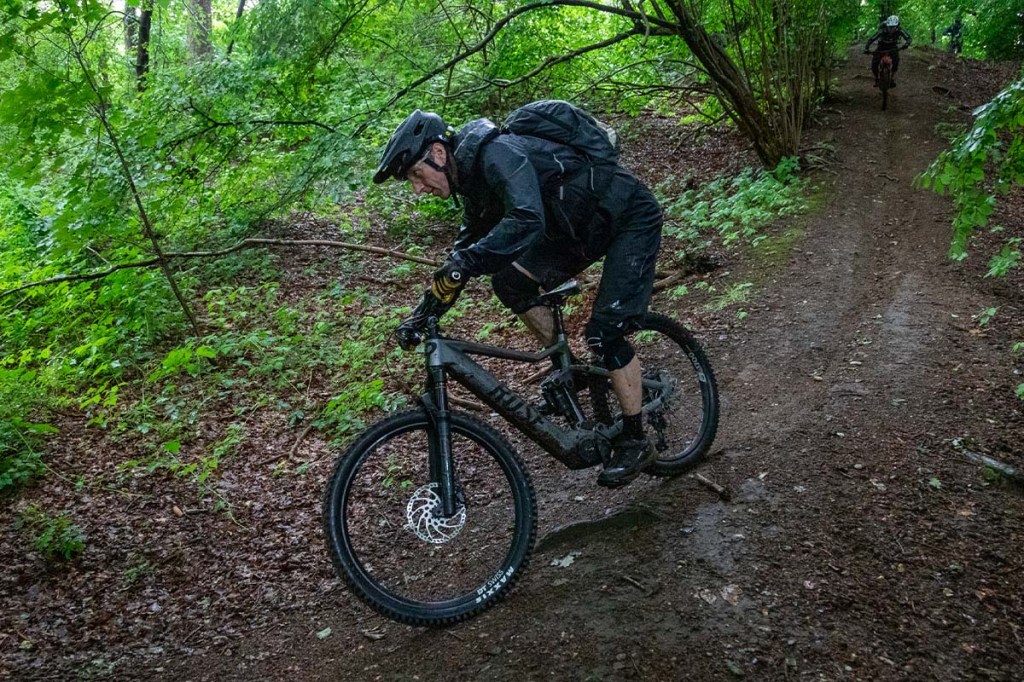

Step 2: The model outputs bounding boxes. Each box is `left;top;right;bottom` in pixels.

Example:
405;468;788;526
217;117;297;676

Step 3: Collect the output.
866;27;912;52
446;118;636;278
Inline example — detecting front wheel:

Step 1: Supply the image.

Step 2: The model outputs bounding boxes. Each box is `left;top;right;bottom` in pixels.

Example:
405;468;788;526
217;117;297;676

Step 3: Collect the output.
879;63;892;110
591;312;720;476
323;409;537;626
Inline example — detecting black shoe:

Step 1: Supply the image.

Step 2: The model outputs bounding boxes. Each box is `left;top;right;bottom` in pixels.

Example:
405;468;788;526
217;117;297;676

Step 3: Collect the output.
597;437;657;488
890;79;897;88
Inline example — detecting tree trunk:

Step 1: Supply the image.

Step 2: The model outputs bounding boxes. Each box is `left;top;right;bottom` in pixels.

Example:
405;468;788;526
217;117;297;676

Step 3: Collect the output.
226;0;247;56
187;0;213;60
665;0;787;166
124;7;137;53
135;0;152;91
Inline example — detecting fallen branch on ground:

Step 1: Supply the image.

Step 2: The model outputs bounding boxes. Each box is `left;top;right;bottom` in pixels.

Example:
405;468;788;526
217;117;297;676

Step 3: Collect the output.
694;472;732;500
959;448;1023;484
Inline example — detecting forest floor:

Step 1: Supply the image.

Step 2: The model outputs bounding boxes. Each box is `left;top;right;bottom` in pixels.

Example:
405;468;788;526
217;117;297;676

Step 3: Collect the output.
3;48;1024;681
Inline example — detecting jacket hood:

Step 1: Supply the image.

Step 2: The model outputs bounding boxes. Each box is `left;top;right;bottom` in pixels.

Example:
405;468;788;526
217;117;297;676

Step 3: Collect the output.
451;118;499;190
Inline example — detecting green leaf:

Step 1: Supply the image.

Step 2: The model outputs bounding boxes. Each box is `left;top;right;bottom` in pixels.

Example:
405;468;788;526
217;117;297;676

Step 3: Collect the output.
316;627;332;639
163;440;182;454
195;346;218;359
928;478;942;489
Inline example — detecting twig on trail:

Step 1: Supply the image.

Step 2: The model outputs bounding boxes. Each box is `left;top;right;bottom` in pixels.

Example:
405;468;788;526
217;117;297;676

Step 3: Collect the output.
653;270;685;292
959;448;1023;483
289;424;314;458
450;395;487;412
620;574;647;592
523;367;549;385
357;275;405;287
877;173;899;183
693;473;731;501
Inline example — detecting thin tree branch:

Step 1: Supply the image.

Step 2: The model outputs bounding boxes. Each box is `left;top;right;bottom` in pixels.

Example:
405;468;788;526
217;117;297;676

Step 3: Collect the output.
187;98;337;133
353;0;676;137
444;26;656;98
2;240;440;299
67;33;199;334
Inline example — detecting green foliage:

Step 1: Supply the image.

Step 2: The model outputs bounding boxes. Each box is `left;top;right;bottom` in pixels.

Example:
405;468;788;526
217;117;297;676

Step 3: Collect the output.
707;282;754;312
919;76;1024;271
0;443;44;493
975;307;998;327
0;367;58;492
659;158;808;248
880;0;1024;60
16;506;87;562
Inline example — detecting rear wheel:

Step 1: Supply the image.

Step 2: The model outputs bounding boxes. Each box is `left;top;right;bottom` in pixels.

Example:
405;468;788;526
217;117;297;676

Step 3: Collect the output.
590;312;719;476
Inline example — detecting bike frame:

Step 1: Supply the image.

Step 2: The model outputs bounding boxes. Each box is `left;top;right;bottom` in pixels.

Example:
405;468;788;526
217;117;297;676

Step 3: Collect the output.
418;302;672;516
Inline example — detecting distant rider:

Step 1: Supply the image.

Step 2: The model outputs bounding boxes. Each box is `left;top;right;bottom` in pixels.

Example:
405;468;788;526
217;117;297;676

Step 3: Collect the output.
943;16;963;54
864;15;912;87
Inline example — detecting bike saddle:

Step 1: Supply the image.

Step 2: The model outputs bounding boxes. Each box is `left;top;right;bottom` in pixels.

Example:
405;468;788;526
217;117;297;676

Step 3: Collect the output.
533;280;581;307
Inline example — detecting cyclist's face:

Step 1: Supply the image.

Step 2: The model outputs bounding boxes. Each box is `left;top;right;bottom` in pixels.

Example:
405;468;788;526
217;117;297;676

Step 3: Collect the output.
406;144;450;199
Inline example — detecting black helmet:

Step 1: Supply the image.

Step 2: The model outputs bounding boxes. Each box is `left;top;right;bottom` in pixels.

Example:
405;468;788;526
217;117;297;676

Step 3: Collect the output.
372;110;453;184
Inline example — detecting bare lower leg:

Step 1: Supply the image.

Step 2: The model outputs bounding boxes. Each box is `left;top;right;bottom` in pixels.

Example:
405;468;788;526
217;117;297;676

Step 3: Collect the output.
609;356;642;416
512;263;556;347
519;306;555;347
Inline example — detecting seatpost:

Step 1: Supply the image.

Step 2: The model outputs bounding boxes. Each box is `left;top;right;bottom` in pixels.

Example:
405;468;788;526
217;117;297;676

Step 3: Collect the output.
548;303;572;370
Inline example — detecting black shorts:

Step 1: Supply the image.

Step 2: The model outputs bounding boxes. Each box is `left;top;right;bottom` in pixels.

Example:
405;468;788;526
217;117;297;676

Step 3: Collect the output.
512;179;662;336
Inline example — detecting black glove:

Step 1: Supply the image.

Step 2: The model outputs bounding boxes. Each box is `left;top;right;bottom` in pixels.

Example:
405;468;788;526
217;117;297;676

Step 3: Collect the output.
393;291;454;350
431;259;465;305
395;320;423;350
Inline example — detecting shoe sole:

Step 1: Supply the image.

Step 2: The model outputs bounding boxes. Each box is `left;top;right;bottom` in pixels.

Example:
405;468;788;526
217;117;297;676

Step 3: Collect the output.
596;448;658;488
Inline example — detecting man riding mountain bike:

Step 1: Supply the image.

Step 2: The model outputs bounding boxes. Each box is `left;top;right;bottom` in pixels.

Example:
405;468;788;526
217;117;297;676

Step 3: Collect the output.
865;15;912;87
373;103;664;487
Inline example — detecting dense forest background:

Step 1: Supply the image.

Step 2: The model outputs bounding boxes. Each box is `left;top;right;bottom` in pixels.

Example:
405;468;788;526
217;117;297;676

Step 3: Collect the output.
1;0;1022;587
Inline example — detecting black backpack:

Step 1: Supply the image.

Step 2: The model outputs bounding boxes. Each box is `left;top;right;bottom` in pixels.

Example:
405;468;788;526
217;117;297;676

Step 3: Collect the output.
499;100;619;167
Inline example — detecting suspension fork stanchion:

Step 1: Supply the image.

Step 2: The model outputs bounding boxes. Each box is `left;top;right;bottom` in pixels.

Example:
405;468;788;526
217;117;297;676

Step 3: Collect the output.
424;320;458;518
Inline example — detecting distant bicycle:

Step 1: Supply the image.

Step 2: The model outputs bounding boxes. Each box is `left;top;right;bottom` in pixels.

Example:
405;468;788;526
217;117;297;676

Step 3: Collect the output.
323;280;719;625
866;47;903;111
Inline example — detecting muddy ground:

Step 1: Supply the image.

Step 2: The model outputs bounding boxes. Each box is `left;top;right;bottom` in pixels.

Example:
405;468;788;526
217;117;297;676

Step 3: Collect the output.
3;48;1023;680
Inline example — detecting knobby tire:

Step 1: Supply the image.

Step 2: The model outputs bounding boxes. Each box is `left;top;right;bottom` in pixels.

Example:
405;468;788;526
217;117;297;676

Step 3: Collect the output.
880;62;892;111
590;312;720;476
323;408;537;626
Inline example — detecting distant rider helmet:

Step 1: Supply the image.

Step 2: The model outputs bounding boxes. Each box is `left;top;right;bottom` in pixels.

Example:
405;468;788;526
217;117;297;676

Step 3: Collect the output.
885;15;899;28
373;110;454;184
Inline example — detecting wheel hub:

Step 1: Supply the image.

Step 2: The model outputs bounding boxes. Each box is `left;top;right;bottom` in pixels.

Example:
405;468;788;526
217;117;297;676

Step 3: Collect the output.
406;483;466;544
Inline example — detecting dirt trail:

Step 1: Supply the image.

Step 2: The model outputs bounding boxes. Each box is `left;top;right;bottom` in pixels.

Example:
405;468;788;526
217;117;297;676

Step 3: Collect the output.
160;50;1024;681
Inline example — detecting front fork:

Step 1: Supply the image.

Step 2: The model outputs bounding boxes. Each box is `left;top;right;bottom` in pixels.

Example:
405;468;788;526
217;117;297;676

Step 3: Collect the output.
423;341;459;518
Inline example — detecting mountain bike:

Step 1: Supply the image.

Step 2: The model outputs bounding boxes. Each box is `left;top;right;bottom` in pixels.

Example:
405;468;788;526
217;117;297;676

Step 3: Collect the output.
868;47;898;111
322;280;719;625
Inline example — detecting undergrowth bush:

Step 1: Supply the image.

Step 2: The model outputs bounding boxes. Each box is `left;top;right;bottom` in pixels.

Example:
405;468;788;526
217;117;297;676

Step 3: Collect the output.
658;157;807;249
16;506;87;562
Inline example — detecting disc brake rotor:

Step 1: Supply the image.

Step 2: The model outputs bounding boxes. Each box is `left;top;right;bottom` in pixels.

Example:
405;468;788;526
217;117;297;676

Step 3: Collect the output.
406;483;466;544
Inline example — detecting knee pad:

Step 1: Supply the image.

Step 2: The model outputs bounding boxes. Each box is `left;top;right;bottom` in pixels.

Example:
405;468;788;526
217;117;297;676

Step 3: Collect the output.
585;319;636;369
492;267;541;314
